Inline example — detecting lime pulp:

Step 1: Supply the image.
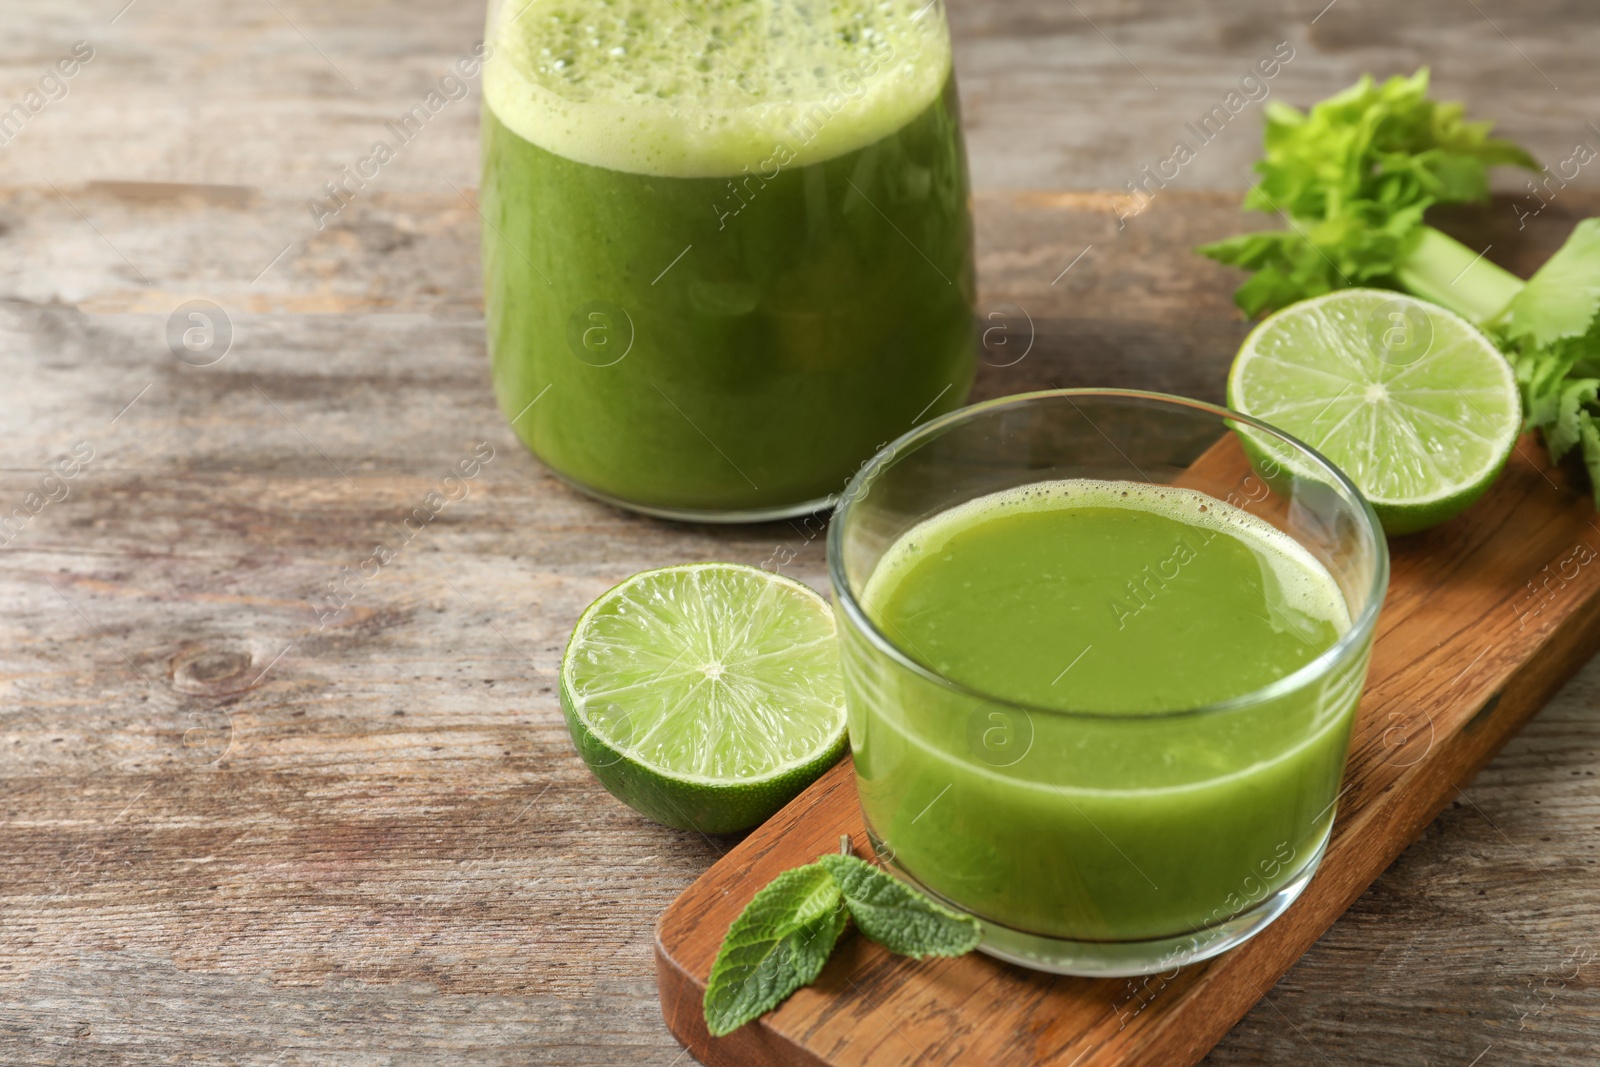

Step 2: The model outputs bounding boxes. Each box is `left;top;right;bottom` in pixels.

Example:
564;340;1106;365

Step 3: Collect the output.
559;563;847;833
1228;289;1521;534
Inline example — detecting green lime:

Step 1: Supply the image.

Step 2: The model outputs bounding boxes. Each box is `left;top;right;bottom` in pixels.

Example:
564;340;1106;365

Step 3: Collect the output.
559;562;847;834
1228;288;1520;535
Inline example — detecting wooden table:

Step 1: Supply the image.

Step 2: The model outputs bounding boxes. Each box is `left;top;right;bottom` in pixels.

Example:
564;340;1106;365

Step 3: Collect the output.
3;2;1598;1064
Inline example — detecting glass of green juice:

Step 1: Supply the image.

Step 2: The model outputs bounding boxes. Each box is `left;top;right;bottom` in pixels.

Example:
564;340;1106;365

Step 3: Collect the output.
827;389;1389;976
479;0;976;521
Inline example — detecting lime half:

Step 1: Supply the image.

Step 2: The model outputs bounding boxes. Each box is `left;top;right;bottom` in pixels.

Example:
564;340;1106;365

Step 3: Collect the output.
1229;289;1520;535
559;563;847;834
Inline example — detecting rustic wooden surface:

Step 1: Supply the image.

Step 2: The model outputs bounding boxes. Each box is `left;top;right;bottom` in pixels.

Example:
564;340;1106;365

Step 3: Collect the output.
2;1;1598;1064
656;432;1600;1066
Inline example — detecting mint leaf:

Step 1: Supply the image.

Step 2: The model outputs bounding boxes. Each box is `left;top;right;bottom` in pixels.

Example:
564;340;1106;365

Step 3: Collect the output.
817;854;983;959
701;853;984;1037
702;863;846;1037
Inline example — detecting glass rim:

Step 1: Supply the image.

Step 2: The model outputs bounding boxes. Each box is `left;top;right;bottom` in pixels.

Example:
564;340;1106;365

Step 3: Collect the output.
824;387;1391;723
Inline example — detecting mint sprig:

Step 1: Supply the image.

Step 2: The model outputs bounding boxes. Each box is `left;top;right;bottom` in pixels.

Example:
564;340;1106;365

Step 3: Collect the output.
702;846;983;1037
702;864;849;1038
816;854;983;959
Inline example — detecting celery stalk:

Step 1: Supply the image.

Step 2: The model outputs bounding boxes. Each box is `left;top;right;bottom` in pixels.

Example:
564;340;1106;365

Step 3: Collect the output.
1200;69;1600;505
1395;225;1524;328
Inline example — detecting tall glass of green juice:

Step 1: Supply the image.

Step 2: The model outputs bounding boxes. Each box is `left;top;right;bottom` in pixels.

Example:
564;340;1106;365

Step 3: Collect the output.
480;0;976;521
828;390;1389;976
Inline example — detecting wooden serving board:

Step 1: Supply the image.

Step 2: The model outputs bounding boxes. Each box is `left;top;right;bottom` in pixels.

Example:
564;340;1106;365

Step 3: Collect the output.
656;433;1600;1067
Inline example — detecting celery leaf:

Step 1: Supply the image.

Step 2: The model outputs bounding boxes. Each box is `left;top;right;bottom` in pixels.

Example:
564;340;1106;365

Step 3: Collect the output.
1498;219;1600;348
1201;69;1536;315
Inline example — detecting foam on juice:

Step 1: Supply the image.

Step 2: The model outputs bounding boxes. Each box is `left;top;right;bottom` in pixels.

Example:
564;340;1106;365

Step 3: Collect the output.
483;0;953;177
862;479;1352;637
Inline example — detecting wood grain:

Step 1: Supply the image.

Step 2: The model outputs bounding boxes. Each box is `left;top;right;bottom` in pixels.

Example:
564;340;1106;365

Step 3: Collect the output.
6;0;1595;193
656;433;1600;1066
2;0;1599;1057
3;179;1598;1067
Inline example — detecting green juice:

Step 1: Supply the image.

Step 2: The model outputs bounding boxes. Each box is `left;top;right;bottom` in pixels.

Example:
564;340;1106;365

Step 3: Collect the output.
844;480;1367;942
480;0;975;516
